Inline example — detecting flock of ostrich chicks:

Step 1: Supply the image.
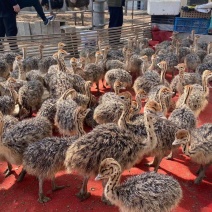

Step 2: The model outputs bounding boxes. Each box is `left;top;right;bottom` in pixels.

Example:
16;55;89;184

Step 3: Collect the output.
0;29;212;211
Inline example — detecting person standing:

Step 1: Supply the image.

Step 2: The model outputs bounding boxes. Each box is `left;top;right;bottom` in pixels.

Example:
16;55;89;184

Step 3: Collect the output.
107;0;125;46
0;0;19;51
0;0;54;52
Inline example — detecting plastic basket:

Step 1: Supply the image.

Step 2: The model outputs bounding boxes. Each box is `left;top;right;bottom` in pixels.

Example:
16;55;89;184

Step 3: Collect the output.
187;0;208;6
174;17;210;35
180;10;211;19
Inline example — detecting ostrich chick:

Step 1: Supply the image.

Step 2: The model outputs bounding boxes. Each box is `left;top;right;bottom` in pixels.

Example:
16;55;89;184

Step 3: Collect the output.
65;93;162;202
173;127;212;184
96;158;182;212
23;106;88;203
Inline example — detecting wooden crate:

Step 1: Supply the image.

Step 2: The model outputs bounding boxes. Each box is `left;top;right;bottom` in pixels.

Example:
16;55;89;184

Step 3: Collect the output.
180;10;211;18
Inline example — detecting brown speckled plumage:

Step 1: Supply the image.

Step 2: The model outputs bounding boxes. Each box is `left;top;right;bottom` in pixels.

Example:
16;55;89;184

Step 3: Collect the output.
26;70;45;85
55;89;81;136
0;113;52;180
94;81;126;124
22;106;88;203
169;85;196;130
96;158;182;212
0;84;17;115
0;59;10;80
171;63;201;95
173;125;212;184
176;71;212;117
38;56;58;74
184;52;201;71
37;98;57;124
22;45;44;72
65;92;161;201
82;51;104;92
133;70;160;94
18;80;44;115
0;52;18;72
105;68;132;90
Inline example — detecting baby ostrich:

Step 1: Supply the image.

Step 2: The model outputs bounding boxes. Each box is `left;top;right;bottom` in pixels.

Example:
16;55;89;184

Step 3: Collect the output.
65;92;162;202
0;82;17;115
94;81;126;124
203;42;212;63
104;46;126;71
140;55;150;74
45;50;75;99
83;51;104;93
96;158;182;212
133;60;168;95
170;63;201;96
22;106;88;203
128;89;147;122
149;86;174;117
55;88;88;136
105;68;132;91
184;46;201;72
1;51;18;72
133;73;160;95
176;70;212;117
169;85;196;130
18;77;44;119
193;35;207;62
175;40;191;63
70;57;85;78
0;57;10;81
0;113;19;177
98;80;125;104
163;47;179;79
144;85;183;171
65;92;161;200
140;45;155;61
66;88;89;107
147;53;158;71
0;112;52;180
94;88;146;124
38;42;65;74
196;61;212;77
146;62;171;110
22;45;44;72
37;98;57;125
173;126;212;184
167;85;196;160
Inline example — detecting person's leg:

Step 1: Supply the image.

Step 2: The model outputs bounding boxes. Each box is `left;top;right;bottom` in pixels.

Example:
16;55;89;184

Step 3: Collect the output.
108;7;123;46
18;0;47;21
117;7;123;43
0;18;6;51
3;14;19;51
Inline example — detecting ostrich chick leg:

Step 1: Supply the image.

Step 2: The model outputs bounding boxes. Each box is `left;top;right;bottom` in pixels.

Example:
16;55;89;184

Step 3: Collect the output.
76;176;91;201
38;177;51;203
52;176;65;191
4;162;12;177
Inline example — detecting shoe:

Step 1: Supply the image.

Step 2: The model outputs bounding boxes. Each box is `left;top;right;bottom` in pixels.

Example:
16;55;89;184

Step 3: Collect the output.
44;15;55;26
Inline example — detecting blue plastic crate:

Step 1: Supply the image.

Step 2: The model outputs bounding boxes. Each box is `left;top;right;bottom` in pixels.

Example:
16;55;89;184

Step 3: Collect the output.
174;17;210;35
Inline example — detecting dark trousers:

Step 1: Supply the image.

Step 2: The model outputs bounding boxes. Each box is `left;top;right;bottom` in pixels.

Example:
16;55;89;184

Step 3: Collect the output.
0;14;18;51
18;0;47;21
108;7;123;46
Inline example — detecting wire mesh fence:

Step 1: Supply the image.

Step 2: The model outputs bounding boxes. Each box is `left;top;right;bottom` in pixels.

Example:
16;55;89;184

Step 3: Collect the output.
0;15;151;57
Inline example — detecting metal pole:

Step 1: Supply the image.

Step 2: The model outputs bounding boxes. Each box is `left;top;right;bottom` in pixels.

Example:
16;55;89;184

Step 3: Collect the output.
132;0;135;26
91;0;94;29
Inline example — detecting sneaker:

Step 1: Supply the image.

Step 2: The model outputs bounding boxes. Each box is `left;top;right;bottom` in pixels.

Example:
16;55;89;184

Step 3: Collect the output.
44;15;55;26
